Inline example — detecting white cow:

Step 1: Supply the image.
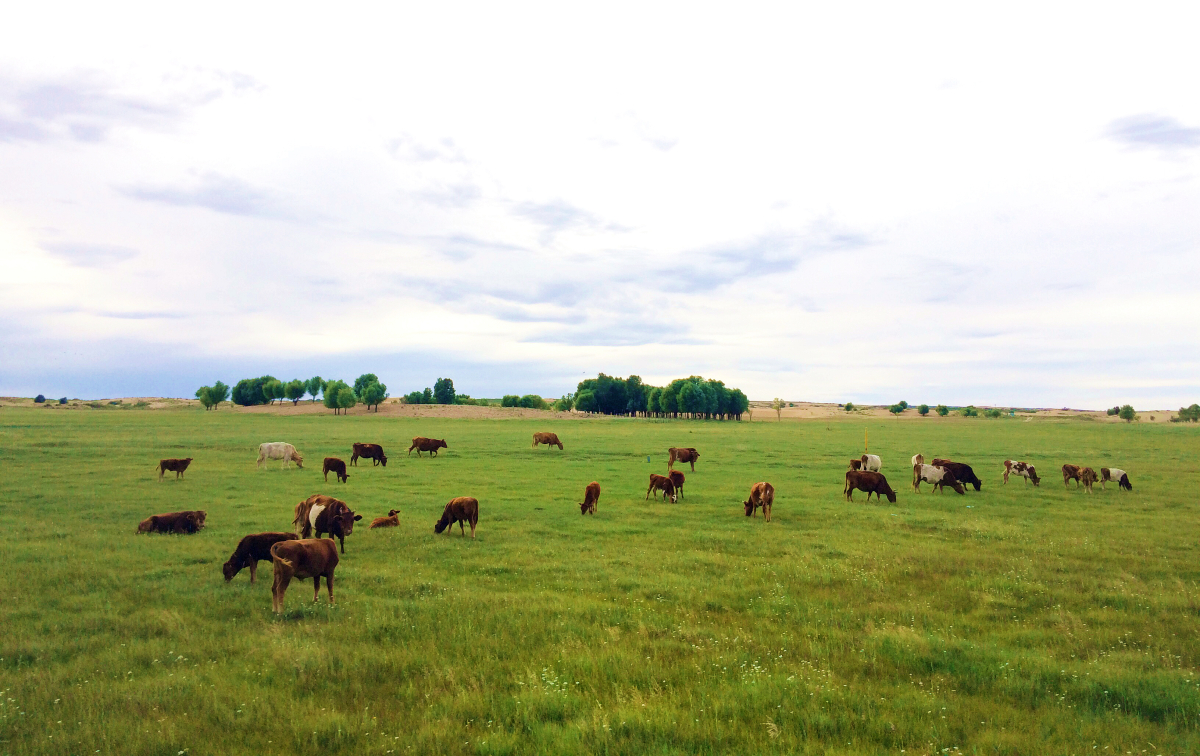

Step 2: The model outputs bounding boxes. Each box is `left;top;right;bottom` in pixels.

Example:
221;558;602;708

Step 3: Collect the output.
861;454;882;472
913;464;964;494
257;442;304;469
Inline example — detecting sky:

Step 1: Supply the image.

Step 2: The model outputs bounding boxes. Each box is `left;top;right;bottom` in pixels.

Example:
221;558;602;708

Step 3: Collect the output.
1;3;1198;408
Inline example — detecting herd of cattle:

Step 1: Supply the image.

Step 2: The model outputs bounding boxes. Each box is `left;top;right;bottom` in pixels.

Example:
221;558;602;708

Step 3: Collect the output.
140;435;1134;613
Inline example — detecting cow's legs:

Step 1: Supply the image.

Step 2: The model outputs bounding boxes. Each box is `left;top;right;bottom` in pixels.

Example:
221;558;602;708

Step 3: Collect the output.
313;576;321;602
459;520;465;536
338;535;345;554
249;560;257;584
470;520;476;539
690;461;695;472
326;572;335;603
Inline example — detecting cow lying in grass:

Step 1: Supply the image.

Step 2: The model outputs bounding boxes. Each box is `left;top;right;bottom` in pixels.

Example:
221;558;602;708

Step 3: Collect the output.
668;447;699;472
257;442;303;469
435;497;479;538
223;532;298;583
409;437;448;457
532;432;563;450
270;538;338;614
157;457;193;481
323;457;349;483
646;474;677;503
1003;460;1040;486
844;471;897;503
912;464;966;494
137;510;206;534
370;509;400;528
1101;467;1133;491
579;482;600;515
744;482;774;522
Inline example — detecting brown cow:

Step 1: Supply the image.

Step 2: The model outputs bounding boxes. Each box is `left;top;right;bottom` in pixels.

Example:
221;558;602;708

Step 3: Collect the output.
668;470;685;500
579;482;600;515
744;482;774;522
292;495;361;553
409;437;448;457
844;471;897;503
848;458;863;471
223;532;298;583
351;443;387;467
532;432;563;450
1062;464;1083;487
136;510;206;534
1003;460;1040;486
157;458;193;481
1080;467;1099;493
270;538;339;614
323;457;349;483
435;497;479;538
646;473;677;503
370;509;400;528
668;447;699;472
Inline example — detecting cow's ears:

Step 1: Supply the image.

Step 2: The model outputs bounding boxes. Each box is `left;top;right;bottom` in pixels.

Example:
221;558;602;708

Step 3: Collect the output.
354;514;362;521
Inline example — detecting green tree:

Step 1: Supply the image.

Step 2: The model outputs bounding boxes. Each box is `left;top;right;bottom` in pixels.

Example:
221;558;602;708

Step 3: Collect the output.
423;387;434;404
553;394;574;412
574;390;597;413
899;400;909;410
1107;406;1120;416
985;408;1003;418
727;389;749;420
361;381;388;412
433;377;455;405
231;375;276;406
844;402;855;412
324;380;350;414
918;404;930;416
353;373;379;398
889;404;904;415
403;391;425;405
771;397;785;421
305;376;325;402
195;386;215;410
519;394;547;410
284;379;306;405
1119;404;1136;422
337;386;357;414
961;406;978;417
263;379;283;405
501;395;519;407
936;404;949;416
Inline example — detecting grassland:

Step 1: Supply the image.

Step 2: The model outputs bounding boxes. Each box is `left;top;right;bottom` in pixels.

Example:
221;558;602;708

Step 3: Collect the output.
1;407;1198;755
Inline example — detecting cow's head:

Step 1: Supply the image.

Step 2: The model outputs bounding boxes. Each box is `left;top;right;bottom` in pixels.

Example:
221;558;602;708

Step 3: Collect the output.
137;517;156;534
849;459;862;470
193;510;207;528
222;559;241;582
436;440;448;450
579;500;592;515
434;513;450;533
883;486;898;504
293;454;304;468
667;485;677;504
332;509;362;536
743;498;755;516
1027;467;1040;485
379;455;388;467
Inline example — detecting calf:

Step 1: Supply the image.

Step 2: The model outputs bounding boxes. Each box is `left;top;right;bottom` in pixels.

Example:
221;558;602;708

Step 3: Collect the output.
223;532;298;583
1101;467;1133;491
1062;464;1083;487
668;470;685;500
351;443;387;467
136;510;206;535
257;442;304;469
532;432;564;450
1003;460;1040;486
912;464;966;494
435;497;479;538
646;473;677;503
848;458;863;471
1080;467;1099;493
743;481;775;522
157;457;193;481
270;538;339;614
370;509;400;528
668;447;699;472
409;437;448;457
579;481;600;515
844;470;897;503
323;457;349;483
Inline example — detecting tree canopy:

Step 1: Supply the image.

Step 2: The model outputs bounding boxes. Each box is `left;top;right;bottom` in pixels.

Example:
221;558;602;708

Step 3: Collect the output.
573;374;749;420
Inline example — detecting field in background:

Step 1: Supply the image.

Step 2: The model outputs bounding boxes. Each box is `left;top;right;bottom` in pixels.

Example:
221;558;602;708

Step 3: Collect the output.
2;409;1199;755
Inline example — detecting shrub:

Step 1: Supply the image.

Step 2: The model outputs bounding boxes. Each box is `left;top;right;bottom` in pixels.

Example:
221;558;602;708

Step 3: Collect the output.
918;404;930;416
59;397;67;405
1175;404;1200;422
985;408;1003;418
403;391;424;405
1119;404;1136;422
553;395;574;412
844;402;855;412
960;406;979;417
936;404;949;416
34;395;45;403
284;379;306;405
501;395;520;408
519;394;548;410
1107;406;1120;416
433;378;455;405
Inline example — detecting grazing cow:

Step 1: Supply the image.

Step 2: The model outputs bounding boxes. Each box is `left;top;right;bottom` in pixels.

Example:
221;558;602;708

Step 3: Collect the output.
270;538;339;614
579;481;600;515
435;497;479;538
844;471;897;503
323;457;349;483
1062;464;1083;487
157;458;193;481
350;443;387;467
668;470;686;500
408;437;448;457
293;495;361;553
912;464;966;494
668;447;700;472
1003;460;1040;486
860;454;882;472
532;432;564;450
743;481;775;522
1100;467;1133;491
1080;467;1099;493
136;510;206;535
848;458;863;471
223;532;298;583
931;461;983;491
257;442;304;469
646;473;678;503
911;454;924;467
370;509;400;529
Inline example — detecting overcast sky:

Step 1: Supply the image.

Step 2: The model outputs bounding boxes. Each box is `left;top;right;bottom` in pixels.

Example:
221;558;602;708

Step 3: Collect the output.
1;4;1197;407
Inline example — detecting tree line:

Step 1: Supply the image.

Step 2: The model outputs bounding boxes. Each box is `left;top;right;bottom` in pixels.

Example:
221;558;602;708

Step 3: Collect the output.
401;378;490;407
197;374;388;413
570;374;750;420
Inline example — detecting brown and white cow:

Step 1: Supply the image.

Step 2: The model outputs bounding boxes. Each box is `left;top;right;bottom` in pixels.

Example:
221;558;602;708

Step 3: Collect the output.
435;497;479;538
157;458;193;481
1003;460;1040;486
293;495;361;553
370;509;400;529
744;481;775;522
1062;464;1083;487
912;464;966;494
270;538;338;614
1100;467;1133;491
323;457;349;483
579;481;600;515
668;447;699;472
137;510;206;534
351;443;387;467
408;437;448;457
667;470;685;500
844;471;897;503
223;532;298;583
931;460;983;491
911;454;924;467
646;473;678;503
532;432;563;450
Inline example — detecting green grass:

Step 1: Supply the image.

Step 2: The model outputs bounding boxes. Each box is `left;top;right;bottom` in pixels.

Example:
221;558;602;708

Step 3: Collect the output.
2;408;1199;755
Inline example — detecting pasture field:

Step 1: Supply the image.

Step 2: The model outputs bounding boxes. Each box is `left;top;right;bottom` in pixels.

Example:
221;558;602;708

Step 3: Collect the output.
2;408;1199;755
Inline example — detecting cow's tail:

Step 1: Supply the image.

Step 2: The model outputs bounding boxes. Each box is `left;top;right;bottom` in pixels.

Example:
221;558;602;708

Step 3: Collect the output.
270;542;294;568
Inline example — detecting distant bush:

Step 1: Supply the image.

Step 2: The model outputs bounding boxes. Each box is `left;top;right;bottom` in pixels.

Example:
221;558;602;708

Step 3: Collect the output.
58;397;67;405
844;402;855;412
888;404;904;415
1119;404;1136;422
553;395;574;412
985;408;1003;418
232;376;277;406
501;395;520;408
34;395;45;403
519;394;548;410
960;406;978;417
936;405;949;416
918;404;930;416
898;401;908;410
1107;406;1120;416
109;400;122;405
1173;403;1200;422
